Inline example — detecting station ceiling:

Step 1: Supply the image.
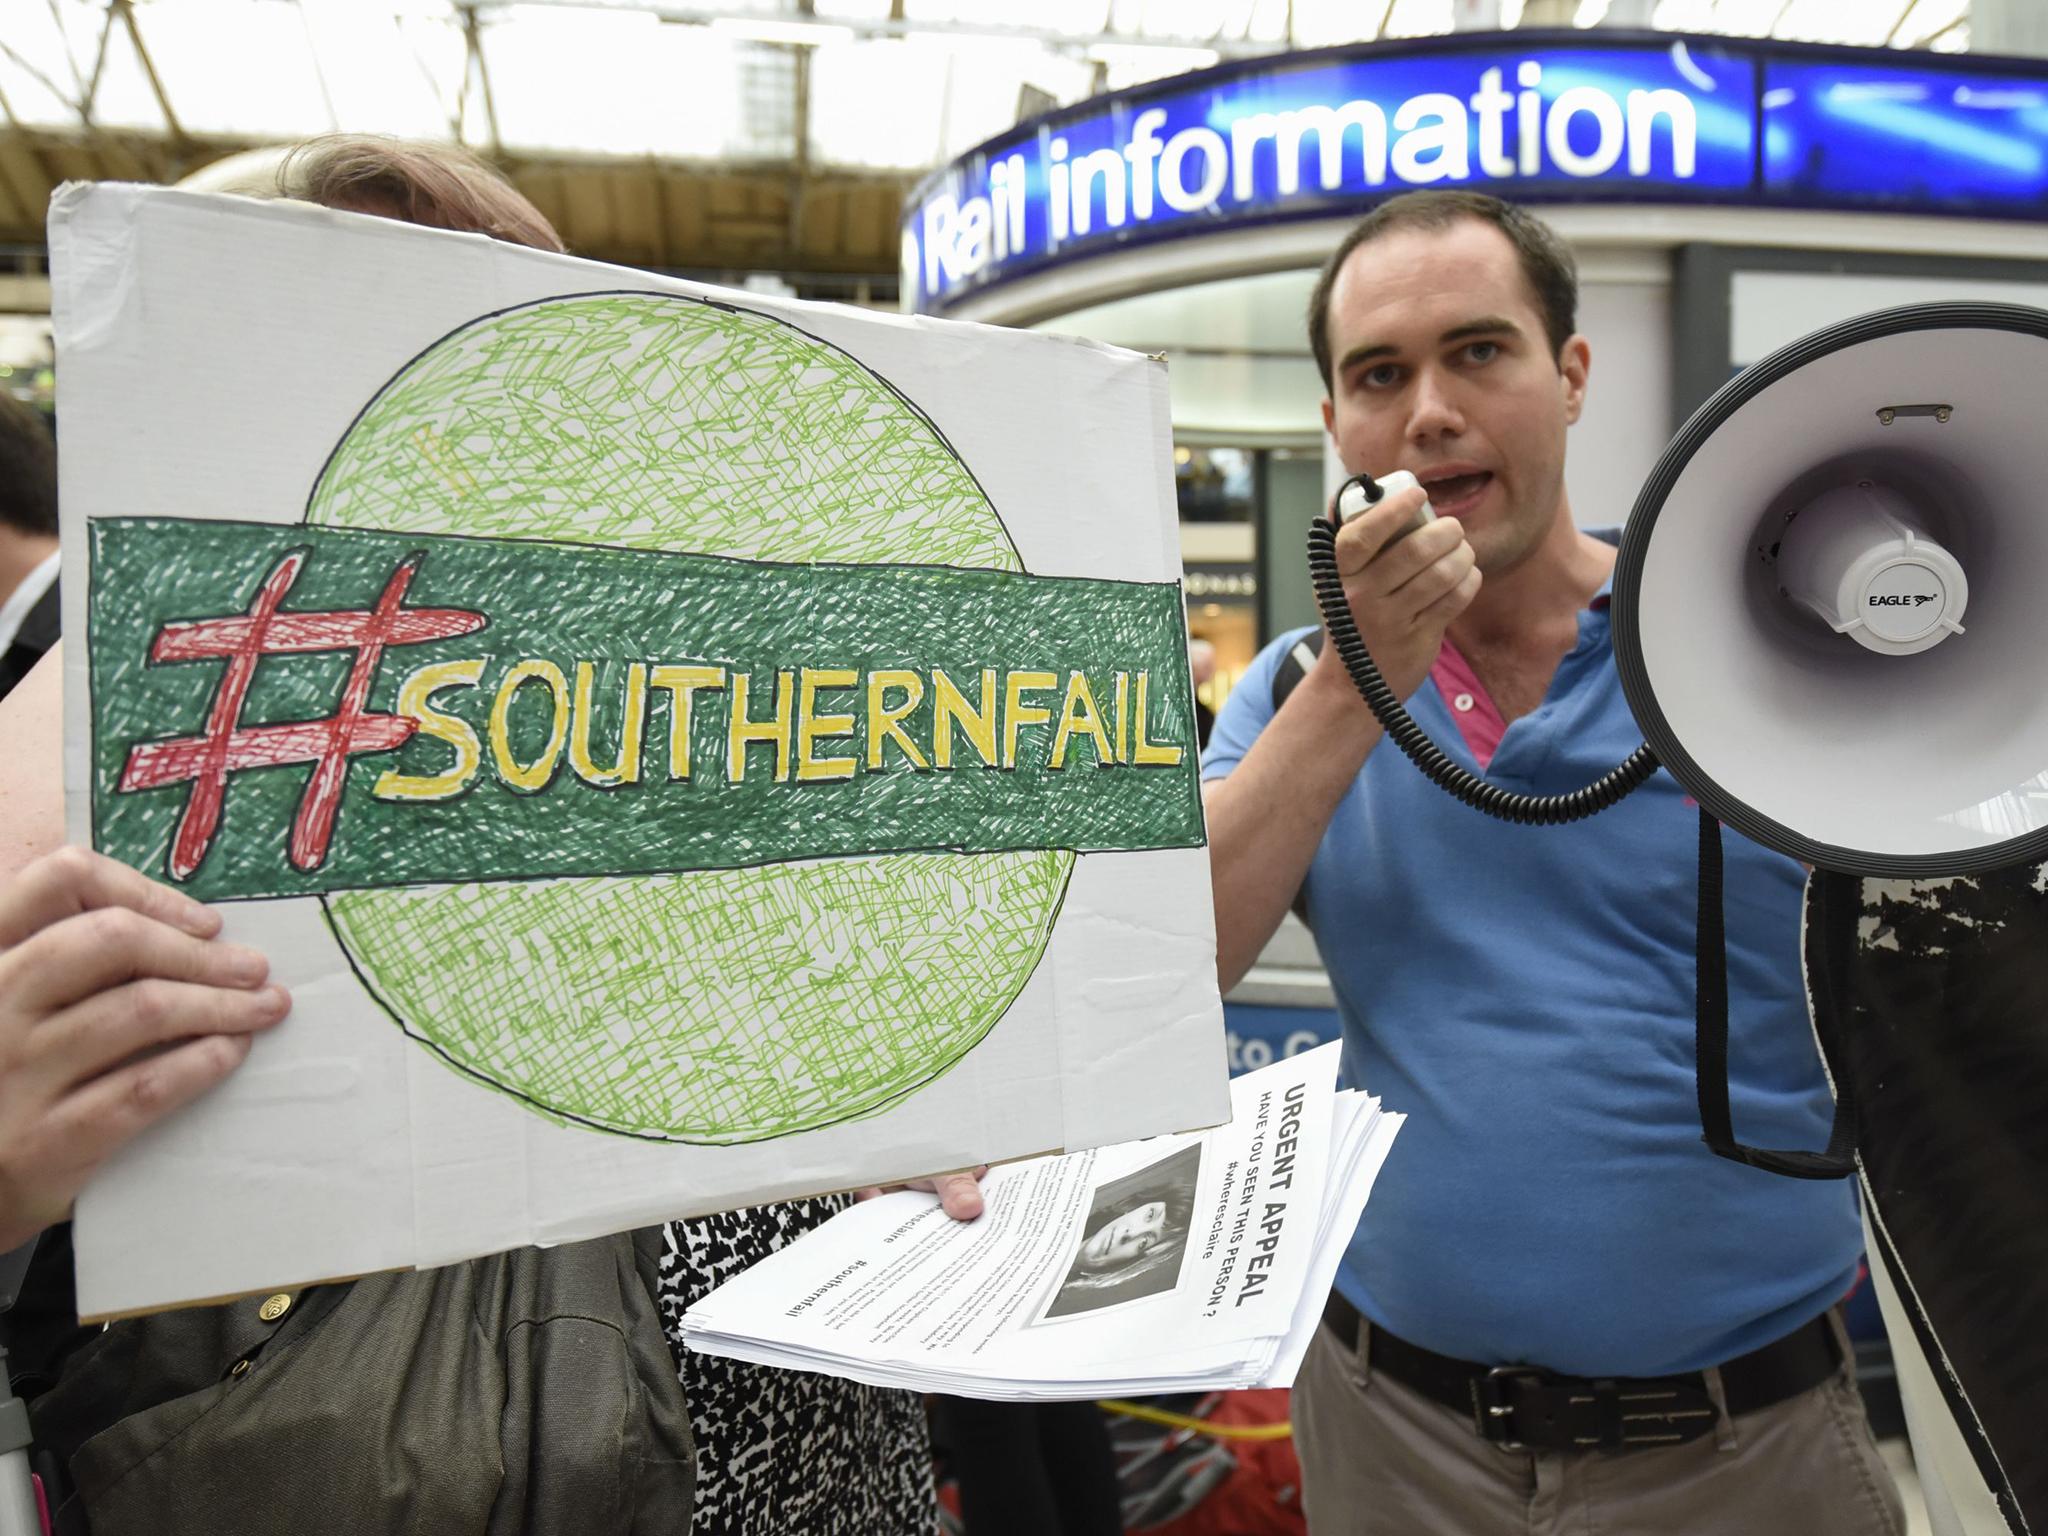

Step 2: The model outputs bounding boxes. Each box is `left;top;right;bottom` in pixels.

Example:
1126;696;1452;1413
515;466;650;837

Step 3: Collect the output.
0;0;1979;289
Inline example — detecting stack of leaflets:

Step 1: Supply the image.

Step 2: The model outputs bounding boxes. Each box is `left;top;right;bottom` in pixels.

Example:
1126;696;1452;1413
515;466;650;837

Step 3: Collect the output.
678;1044;1402;1399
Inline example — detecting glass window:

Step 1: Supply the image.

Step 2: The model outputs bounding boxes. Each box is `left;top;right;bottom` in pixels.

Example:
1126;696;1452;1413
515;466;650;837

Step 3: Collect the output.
1173;445;1254;523
1177;443;1263;720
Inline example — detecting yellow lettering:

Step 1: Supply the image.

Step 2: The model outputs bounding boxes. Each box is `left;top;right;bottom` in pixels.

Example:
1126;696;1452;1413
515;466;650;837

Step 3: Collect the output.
797;668;859;782
1132;669;1185;766
488;659;570;792
1048;671;1116;770
1114;671;1131;764
932;667;997;769
569;661;648;787
866;670;929;771
374;658;486;801
1003;670;1059;769
649;664;726;781
727;669;794;783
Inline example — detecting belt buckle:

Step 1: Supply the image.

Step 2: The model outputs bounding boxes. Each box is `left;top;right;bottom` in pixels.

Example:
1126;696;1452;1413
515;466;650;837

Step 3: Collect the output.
1471;1364;1547;1451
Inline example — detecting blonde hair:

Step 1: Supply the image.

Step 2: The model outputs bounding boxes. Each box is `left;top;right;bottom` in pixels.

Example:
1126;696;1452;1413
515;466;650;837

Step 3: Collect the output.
185;135;565;255
283;136;564;253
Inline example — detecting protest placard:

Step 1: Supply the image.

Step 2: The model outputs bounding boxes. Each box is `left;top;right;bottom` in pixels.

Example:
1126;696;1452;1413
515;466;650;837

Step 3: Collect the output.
54;184;1228;1318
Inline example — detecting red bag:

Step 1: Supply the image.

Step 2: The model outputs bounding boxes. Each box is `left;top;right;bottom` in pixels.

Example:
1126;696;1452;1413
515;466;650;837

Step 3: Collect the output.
1106;1389;1306;1536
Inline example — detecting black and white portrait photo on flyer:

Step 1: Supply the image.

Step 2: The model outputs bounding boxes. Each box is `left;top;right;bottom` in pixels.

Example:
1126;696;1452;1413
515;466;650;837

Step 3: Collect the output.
1038;1143;1203;1321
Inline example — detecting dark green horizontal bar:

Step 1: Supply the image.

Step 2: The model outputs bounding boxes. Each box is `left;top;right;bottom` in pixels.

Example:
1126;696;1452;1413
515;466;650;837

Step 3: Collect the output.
90;518;1205;901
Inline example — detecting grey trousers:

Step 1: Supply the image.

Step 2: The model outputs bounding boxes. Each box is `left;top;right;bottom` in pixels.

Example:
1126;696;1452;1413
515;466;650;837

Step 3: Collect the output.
1295;1312;1907;1536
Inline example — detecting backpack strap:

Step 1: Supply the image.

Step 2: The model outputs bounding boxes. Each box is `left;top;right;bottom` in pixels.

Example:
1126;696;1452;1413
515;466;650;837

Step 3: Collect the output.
1268;629;1326;926
1269;629;1325;713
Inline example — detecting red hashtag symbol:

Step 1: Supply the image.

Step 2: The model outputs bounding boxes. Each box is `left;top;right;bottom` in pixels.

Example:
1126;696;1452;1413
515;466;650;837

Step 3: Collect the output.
119;549;487;881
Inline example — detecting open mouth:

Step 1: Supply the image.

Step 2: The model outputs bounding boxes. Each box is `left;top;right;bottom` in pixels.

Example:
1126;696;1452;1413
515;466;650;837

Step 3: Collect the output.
1418;470;1493;511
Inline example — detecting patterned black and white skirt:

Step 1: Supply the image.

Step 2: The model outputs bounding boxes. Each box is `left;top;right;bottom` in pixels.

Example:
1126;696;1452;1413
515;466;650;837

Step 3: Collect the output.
657;1196;934;1535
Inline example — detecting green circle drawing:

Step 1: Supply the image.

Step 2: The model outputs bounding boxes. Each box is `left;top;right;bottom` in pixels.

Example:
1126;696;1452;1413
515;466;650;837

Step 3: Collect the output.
310;292;1074;1144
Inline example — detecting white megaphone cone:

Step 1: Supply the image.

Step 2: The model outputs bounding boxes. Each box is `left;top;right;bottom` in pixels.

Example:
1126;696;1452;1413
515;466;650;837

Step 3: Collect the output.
1612;303;2048;877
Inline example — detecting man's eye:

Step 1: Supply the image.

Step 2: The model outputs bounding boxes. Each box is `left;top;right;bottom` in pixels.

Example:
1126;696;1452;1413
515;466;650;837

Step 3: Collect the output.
1362;363;1401;389
1464;341;1500;364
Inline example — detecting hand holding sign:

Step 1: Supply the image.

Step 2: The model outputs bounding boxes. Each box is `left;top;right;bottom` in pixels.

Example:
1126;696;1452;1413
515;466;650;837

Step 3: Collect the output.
0;847;289;1250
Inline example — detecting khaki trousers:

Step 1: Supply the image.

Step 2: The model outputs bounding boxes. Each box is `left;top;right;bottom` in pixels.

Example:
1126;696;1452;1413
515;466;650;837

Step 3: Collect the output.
1295;1313;1906;1536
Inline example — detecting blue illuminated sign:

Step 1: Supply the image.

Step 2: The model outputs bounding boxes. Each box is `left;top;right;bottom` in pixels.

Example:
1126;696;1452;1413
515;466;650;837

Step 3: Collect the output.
1763;60;2048;215
904;34;2048;315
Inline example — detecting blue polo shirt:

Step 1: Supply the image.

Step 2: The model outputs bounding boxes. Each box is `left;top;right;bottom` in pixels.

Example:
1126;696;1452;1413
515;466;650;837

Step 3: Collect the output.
1203;564;1861;1377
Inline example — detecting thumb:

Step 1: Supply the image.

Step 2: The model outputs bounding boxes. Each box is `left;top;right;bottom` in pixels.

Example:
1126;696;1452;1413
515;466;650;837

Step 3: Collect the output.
932;1167;987;1222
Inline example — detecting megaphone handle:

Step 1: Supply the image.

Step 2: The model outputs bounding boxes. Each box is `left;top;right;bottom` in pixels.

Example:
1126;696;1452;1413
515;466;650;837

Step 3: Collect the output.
1694;812;1859;1181
1306;515;1660;825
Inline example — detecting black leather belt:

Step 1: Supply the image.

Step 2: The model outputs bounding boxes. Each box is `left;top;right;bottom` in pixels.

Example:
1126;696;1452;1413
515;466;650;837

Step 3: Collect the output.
1320;1291;1840;1453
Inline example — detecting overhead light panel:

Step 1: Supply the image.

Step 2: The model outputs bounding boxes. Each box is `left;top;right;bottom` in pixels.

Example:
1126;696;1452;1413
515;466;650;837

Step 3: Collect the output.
1084;42;1222;70
707;16;856;47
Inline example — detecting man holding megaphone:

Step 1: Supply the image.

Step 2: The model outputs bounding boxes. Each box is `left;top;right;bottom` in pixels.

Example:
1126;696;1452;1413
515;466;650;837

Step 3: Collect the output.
1203;191;1901;1536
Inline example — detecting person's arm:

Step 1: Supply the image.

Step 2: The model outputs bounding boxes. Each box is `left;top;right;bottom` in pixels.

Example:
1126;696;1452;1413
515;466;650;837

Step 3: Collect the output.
1205;488;1478;990
0;641;64;881
0;846;290;1251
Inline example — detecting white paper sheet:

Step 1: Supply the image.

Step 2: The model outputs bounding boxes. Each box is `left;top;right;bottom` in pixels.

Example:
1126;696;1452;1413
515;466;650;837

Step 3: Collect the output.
679;1045;1407;1398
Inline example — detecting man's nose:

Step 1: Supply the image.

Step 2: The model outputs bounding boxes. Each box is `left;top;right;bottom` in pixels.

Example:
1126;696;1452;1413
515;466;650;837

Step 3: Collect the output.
1407;367;1465;443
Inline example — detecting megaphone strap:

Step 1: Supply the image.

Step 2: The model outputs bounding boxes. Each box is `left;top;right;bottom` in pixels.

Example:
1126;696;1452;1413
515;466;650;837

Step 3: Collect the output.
1694;812;1859;1181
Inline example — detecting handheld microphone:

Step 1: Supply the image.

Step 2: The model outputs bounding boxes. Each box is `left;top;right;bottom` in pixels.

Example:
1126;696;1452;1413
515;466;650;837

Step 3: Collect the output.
1333;470;1435;545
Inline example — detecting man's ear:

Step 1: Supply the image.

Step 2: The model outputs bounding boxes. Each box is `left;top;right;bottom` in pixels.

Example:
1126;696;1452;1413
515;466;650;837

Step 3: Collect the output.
1558;335;1590;426
1320;395;1335;438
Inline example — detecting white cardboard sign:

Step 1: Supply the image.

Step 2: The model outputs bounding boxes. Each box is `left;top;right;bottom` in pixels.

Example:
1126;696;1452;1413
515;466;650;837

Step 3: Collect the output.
54;184;1227;1319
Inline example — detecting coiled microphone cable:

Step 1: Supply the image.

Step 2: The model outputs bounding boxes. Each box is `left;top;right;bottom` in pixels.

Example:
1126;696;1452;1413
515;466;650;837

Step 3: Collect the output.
1306;472;1661;825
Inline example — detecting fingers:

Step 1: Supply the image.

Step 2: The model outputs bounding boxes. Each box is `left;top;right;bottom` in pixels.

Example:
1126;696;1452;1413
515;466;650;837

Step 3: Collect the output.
1330;483;1473;628
0;845;218;950
0;846;282;1252
896;1166;990;1221
1418;563;1483;625
1340;526;1467;616
0;1030;262;1246
1333;487;1442;574
1315;488;1476;704
32;979;290;1099
41;1031;259;1182
930;1167;988;1223
1390;537;1478;612
852;1169;996;1217
1338;515;1471;633
5;904;270;1016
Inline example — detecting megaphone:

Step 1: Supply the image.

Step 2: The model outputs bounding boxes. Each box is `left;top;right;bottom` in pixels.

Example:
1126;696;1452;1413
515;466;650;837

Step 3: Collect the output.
1613;306;2048;1536
1309;302;2048;1536
1612;302;2048;877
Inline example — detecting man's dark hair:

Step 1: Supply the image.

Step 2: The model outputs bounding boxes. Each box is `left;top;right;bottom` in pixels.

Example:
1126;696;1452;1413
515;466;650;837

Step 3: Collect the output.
0;390;56;537
1306;190;1579;392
